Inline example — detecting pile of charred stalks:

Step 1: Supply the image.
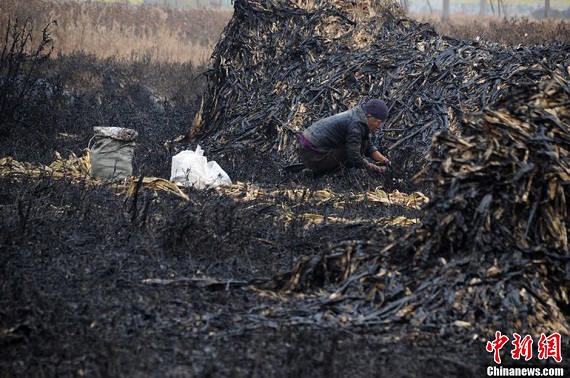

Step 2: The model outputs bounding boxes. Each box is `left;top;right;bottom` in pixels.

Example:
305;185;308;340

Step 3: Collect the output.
256;75;570;338
191;0;569;177
182;0;570;337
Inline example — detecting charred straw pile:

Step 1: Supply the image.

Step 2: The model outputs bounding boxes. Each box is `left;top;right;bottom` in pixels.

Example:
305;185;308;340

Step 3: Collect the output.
192;0;569;176
192;0;570;336
261;75;570;338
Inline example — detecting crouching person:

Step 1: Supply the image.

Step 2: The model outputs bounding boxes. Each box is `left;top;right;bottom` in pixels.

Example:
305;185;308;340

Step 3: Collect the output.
298;98;391;175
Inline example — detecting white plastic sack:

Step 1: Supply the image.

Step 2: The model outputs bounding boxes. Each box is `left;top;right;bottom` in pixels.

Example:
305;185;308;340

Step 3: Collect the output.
170;145;232;189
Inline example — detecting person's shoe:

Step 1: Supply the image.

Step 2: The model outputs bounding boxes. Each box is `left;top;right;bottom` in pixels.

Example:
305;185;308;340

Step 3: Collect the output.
282;163;305;173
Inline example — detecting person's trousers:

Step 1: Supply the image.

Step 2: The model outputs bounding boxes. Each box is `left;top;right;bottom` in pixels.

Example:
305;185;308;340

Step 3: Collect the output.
299;145;348;174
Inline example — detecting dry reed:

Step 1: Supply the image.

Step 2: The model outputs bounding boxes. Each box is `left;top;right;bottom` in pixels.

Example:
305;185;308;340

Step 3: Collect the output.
1;0;232;65
410;12;570;45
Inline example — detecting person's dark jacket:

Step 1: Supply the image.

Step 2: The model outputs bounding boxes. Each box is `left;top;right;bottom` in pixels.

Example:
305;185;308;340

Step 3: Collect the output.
302;105;378;168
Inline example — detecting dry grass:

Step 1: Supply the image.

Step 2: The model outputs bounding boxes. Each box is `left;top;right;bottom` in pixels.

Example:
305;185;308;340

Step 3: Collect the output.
1;0;232;65
410;12;570;45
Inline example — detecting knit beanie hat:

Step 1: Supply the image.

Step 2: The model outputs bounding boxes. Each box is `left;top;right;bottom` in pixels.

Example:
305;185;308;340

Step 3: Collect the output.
362;99;389;121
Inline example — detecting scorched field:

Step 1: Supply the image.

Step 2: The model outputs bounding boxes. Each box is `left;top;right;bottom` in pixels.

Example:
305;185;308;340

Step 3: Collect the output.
1;0;569;377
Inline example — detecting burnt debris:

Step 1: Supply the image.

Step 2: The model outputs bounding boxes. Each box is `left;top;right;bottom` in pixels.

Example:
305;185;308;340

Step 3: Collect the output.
190;0;570;337
192;0;569;179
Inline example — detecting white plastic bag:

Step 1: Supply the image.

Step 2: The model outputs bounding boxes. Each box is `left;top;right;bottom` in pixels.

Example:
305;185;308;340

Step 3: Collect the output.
170;145;232;189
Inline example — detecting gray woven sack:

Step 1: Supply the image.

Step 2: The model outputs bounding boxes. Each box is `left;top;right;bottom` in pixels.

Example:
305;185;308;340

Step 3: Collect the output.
89;127;138;179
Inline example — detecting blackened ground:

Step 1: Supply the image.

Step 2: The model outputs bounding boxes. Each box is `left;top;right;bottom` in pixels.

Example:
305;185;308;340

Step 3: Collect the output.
0;54;500;377
0;174;494;377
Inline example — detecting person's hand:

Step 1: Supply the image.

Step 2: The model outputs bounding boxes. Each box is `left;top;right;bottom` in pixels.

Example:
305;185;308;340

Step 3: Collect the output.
384;159;392;167
368;163;386;174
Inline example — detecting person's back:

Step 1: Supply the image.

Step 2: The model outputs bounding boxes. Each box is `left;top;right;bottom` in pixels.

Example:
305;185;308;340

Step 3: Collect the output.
303;107;362;151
